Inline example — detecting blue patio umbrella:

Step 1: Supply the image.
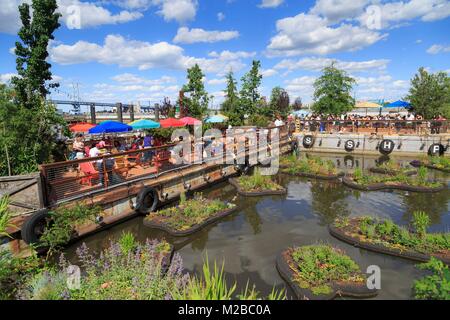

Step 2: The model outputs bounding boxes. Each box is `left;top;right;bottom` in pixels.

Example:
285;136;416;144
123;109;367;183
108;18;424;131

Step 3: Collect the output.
130;119;160;130
205;114;228;123
292;110;311;117
89;121;133;134
385;100;411;108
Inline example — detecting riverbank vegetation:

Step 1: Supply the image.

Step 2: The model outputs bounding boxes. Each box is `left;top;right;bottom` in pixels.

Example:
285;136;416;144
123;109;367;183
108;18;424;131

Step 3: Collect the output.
282;245;365;296
280;155;339;176
144;193;235;232
333;214;450;257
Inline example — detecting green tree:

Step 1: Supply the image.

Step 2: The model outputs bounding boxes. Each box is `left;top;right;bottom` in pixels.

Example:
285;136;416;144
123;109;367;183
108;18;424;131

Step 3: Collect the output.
406;67;450;119
240;60;262;116
12;0;61;109
312;63;355;115
182;64;209;119
222;71;244;126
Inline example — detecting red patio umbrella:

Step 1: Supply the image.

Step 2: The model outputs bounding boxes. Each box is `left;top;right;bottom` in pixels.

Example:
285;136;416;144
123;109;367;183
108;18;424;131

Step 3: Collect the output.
69;123;96;132
180;116;202;125
160;118;186;128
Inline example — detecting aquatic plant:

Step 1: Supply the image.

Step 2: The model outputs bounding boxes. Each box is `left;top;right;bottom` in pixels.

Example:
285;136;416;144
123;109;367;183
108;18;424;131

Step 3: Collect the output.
336;216;450;255
237;169;284;192
412;211;430;238
145;193;234;231
413;258;450;300
118;232;137;254
281;155;337;176
289;245;363;296
428;156;450;170
350;167;441;188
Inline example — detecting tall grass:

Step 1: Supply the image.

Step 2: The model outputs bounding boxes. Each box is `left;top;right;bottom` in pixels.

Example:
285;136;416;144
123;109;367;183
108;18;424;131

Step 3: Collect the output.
0;196;14;238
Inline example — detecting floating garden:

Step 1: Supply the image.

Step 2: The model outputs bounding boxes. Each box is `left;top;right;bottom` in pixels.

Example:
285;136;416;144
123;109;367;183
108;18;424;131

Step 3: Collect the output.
280;155;343;180
143;193;236;236
369;158;417;176
329;213;450;264
229;169;286;196
411;156;450;173
343;167;446;192
276;244;377;300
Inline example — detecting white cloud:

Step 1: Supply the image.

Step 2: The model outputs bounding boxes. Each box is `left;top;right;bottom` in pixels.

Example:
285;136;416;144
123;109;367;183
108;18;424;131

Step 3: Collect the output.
173;27;239;44
261;69;278;77
50;35;187;70
152;0;198;23
427;44;450;54
217;12;225;21
0;0;143;34
111;73;176;85
259;0;284;8
358;0;450;30
49;35;254;76
310;0;369;23
0;73;17;84
267;13;386;56
284;76;317;102
354;75;409;100
274;57;390;73
207;78;226;85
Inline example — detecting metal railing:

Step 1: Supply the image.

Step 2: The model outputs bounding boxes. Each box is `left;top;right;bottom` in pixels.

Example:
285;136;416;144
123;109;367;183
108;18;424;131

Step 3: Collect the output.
294;120;449;135
40;126;288;206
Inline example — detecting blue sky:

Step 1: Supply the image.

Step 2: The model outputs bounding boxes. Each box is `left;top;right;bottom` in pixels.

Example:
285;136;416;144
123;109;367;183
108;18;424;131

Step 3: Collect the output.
0;0;449;111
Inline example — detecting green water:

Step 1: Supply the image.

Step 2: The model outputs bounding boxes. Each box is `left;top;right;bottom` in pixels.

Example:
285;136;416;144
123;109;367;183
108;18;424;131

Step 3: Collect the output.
64;153;450;300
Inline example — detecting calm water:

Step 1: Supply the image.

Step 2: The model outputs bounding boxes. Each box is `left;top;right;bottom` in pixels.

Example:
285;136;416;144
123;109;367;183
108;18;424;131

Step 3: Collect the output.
65;153;450;300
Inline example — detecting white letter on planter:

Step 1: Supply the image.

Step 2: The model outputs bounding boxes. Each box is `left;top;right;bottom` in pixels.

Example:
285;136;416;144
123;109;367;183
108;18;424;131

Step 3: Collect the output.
366;265;381;290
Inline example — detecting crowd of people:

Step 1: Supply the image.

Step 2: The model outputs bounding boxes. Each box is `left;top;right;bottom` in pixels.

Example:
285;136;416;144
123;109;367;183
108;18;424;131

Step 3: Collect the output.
290;112;447;134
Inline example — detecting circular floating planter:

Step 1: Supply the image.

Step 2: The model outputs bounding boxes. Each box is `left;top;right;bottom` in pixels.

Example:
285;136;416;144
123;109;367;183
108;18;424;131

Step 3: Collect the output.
329;219;450;265
228;178;287;196
342;176;446;193
369;167;417;176
410;160;450;173
144;206;237;237
276;246;378;300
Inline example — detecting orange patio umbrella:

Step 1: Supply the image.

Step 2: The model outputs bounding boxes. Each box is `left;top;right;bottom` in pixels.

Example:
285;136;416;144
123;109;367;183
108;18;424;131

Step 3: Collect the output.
160;118;186;128
69;123;96;133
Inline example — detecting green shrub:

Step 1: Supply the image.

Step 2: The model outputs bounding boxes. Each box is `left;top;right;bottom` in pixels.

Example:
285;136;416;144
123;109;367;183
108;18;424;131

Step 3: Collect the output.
413;258;450;300
40;204;101;254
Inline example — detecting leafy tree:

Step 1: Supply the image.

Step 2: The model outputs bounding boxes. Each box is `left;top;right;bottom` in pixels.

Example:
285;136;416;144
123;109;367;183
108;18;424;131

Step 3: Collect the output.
0;85;67;175
268;86;290;118
182;64;209;119
406;67;450;119
240;60;263;116
312;63;355;115
12;0;61;109
159;97;176;118
222;71;239;113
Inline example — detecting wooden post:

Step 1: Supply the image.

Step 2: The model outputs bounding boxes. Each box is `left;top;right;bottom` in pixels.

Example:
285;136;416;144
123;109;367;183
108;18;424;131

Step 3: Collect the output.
116;103;123;123
90;103;96;124
129;104;135;122
155;104;159;121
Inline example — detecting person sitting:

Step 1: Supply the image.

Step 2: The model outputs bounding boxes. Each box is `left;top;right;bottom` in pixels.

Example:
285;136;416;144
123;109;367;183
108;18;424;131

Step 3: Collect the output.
71;134;85;160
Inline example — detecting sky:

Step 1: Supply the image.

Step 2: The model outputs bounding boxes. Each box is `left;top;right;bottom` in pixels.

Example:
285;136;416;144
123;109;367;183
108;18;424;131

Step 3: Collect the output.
0;0;449;111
